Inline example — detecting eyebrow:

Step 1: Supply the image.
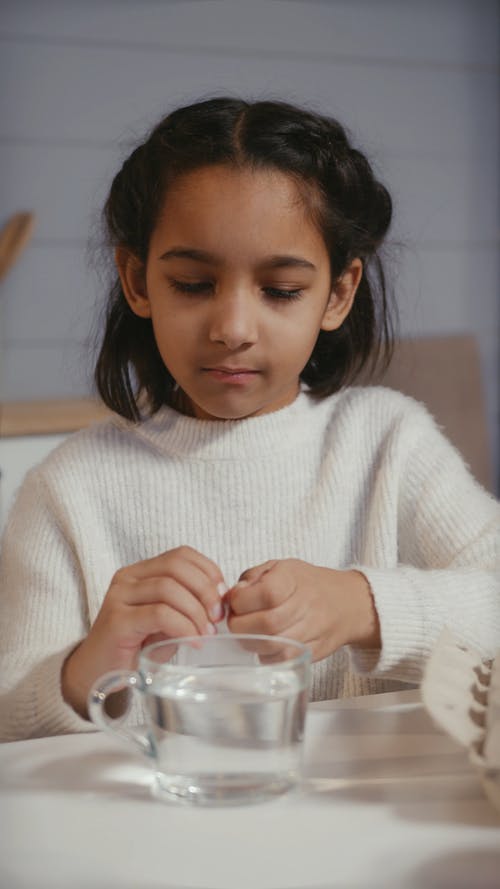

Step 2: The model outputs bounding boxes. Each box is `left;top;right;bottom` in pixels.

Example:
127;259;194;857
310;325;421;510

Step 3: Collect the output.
158;247;316;271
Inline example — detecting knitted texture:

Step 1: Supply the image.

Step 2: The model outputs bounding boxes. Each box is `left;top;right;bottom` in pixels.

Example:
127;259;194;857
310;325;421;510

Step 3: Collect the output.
1;385;499;740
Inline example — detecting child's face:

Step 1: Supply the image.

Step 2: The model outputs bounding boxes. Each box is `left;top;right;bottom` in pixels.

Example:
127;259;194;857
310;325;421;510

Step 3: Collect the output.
118;164;361;420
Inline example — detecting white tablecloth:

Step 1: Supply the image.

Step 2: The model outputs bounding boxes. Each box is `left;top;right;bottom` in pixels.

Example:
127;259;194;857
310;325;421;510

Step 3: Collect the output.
1;690;499;888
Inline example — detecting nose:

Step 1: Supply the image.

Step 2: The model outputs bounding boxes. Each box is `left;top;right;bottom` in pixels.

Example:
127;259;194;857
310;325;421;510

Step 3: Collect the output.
208;291;258;349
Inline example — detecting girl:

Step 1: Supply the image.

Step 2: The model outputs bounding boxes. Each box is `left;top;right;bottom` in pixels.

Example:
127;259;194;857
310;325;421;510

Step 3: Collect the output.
1;97;499;741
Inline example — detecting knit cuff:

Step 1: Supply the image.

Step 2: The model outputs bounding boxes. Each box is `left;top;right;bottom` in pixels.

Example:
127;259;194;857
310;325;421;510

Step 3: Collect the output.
347;567;446;682
34;643;96;737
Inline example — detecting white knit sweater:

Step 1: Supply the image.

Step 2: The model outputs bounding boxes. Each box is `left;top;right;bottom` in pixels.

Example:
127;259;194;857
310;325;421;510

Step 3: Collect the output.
1;385;499;741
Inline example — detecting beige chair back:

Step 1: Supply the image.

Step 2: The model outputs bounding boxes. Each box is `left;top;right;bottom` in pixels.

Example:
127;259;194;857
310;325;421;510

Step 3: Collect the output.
376;335;493;492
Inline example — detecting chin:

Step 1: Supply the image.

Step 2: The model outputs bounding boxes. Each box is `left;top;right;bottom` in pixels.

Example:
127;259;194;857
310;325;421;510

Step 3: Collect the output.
190;396;263;421
200;406;259;421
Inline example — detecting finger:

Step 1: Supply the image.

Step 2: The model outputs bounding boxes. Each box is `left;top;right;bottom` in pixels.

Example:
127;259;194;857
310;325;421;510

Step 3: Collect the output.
257;646;305;664
141;631;171;647
228;574;293;616
121;602;202;644
118;559;225;623
141;634;180;659
121;577;217;635
162;562;225;622
237;560;279;584
118;546;225;587
228;598;294;636
253;620;320;664
141;635;202;655
233;632;306;664
233;635;289;658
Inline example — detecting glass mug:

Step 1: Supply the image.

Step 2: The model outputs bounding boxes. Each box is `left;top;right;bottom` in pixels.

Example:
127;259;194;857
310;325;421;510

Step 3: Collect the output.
89;634;311;806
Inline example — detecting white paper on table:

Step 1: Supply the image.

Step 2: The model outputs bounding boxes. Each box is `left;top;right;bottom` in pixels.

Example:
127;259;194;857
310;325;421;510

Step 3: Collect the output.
206;580;258;665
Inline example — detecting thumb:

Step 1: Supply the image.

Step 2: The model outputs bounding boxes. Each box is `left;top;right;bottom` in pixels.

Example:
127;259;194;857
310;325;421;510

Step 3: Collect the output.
236;560;279;586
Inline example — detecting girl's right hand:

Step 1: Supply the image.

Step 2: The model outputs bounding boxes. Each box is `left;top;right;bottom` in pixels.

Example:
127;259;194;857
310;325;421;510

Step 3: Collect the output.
61;546;226;719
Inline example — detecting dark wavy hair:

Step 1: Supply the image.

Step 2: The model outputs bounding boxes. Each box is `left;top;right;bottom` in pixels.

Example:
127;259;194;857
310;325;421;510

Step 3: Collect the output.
95;96;396;420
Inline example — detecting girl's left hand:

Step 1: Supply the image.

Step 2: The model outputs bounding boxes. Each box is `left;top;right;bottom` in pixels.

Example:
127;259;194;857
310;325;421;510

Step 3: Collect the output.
225;559;380;662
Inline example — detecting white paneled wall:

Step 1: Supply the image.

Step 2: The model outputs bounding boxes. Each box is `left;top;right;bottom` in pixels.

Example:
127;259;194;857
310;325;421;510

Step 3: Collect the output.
0;0;499;485
0;434;67;530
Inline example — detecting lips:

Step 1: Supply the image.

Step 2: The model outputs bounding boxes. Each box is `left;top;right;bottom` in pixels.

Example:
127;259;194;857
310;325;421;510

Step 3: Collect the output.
205;366;258;374
202;366;260;385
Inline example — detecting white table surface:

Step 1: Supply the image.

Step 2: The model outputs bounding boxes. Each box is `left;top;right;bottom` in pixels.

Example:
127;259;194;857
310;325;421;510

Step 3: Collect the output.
1;689;499;889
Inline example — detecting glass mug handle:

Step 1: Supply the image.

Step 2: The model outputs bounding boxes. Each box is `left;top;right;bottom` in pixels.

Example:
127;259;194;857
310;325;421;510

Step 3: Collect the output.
88;670;155;758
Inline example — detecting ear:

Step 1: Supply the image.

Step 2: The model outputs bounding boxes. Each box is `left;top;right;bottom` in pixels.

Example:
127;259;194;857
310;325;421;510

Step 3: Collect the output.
320;258;363;332
115;246;151;318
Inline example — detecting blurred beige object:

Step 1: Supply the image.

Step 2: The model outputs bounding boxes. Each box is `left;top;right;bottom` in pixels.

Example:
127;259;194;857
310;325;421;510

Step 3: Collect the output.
377;335;493;491
0;212;36;282
421;628;500;814
0;398;110;437
0;337;494;479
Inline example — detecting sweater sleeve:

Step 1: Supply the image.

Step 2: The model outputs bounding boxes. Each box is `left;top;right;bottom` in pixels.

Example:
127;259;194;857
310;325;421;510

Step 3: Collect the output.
349;407;500;681
0;469;95;740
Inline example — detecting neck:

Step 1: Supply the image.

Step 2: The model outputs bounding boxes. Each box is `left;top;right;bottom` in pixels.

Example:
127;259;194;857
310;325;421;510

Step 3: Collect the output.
170;387;196;418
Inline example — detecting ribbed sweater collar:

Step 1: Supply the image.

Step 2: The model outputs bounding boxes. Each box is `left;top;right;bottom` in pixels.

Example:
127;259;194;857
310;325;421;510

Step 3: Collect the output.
114;388;332;461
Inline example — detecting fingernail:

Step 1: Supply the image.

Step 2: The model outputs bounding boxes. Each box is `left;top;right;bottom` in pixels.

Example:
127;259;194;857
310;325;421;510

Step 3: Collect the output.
235;580;249;589
217;581;228;597
210;602;224;621
205;622;217;636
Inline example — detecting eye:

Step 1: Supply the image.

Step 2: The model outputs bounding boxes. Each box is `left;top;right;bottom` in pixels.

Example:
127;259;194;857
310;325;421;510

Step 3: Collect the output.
169;279;213;295
263;287;303;302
